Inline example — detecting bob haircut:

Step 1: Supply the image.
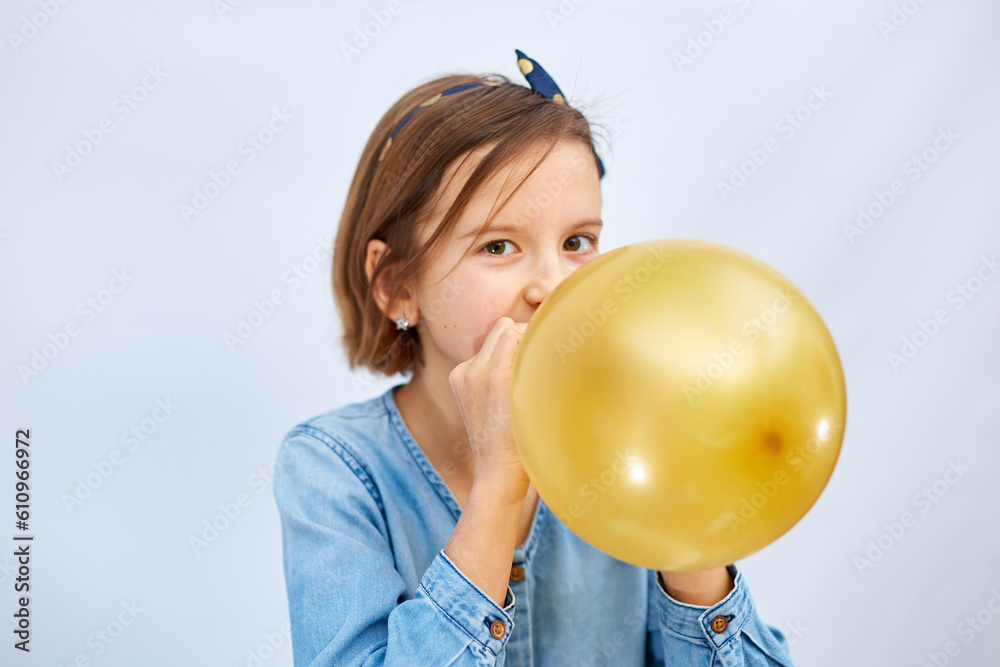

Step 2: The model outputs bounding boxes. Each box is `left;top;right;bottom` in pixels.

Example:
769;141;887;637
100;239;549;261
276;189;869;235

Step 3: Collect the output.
333;70;606;377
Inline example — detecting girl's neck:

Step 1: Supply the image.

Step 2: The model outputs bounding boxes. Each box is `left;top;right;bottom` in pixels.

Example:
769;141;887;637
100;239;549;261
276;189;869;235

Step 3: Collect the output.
395;370;472;468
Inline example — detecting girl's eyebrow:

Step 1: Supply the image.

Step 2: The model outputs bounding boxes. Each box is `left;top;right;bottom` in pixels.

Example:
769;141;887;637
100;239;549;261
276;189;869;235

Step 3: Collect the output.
458;218;603;239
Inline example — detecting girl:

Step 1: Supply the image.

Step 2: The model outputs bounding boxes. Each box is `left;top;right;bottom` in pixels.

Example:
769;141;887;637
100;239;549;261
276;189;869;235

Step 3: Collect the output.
273;49;796;666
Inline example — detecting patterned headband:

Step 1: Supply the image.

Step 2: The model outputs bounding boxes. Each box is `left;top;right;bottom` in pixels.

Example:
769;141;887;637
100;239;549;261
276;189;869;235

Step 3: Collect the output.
376;48;606;179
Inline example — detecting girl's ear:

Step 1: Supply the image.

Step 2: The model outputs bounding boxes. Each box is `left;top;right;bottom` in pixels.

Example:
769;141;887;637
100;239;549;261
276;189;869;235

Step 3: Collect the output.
365;238;417;325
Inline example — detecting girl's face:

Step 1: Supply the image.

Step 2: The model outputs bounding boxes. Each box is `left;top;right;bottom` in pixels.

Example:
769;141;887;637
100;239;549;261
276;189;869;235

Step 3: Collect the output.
412;138;603;369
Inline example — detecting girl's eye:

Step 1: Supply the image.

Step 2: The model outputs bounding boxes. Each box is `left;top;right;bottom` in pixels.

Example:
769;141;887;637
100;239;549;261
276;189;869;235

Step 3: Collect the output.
565;234;595;253
483;240;516;255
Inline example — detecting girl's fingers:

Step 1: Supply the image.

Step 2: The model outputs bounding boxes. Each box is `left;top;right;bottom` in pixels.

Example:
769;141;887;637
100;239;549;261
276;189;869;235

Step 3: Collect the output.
472;316;518;366
490;326;522;371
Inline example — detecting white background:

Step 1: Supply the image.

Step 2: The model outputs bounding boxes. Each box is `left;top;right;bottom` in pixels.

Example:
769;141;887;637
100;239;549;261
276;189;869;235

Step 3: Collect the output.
2;1;999;665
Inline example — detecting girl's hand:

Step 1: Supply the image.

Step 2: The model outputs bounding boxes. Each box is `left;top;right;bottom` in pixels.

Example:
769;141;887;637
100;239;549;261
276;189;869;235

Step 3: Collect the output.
448;316;530;504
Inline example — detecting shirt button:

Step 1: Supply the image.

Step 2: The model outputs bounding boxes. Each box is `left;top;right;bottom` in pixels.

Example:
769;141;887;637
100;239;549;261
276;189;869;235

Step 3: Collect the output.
510;565;524;583
490;620;506;639
710;616;729;633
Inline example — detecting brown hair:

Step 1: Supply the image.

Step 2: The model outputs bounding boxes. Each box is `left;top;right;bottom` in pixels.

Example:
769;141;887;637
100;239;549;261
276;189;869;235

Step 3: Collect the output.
333;70;607;378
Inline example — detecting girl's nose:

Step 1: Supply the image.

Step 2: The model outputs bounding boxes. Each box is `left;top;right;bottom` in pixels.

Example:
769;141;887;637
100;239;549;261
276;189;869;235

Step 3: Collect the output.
524;253;573;306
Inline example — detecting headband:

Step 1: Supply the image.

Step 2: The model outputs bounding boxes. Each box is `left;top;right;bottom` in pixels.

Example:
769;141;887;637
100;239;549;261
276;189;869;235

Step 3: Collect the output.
376;48;606;179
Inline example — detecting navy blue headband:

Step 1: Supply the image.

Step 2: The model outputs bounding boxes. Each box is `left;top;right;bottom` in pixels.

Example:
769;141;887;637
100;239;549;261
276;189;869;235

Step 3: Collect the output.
377;48;606;180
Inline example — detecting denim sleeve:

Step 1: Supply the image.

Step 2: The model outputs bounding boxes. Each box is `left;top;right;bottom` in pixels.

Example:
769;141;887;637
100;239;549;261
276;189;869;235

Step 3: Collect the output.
273;429;517;667
645;565;796;666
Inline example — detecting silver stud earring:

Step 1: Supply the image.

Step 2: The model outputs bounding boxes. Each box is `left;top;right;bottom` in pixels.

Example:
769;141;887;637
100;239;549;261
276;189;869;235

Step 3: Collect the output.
394;316;409;331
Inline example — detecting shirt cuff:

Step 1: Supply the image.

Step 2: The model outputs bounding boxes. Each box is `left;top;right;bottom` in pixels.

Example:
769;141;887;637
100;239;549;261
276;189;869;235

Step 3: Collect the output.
654;563;751;648
417;549;516;657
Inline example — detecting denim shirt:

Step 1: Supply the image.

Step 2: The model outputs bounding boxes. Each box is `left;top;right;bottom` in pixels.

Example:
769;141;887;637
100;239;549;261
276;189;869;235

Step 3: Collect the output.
273;383;797;667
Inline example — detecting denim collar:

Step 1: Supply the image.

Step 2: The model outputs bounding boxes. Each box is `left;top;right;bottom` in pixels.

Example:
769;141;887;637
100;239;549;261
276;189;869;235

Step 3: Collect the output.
383;382;548;562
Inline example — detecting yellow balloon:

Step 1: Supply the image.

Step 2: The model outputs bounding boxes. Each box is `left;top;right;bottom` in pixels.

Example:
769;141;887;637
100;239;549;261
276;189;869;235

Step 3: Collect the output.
511;239;846;571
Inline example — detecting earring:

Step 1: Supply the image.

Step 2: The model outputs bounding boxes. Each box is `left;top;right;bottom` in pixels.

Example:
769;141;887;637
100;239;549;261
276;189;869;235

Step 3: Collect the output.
394;316;409;331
